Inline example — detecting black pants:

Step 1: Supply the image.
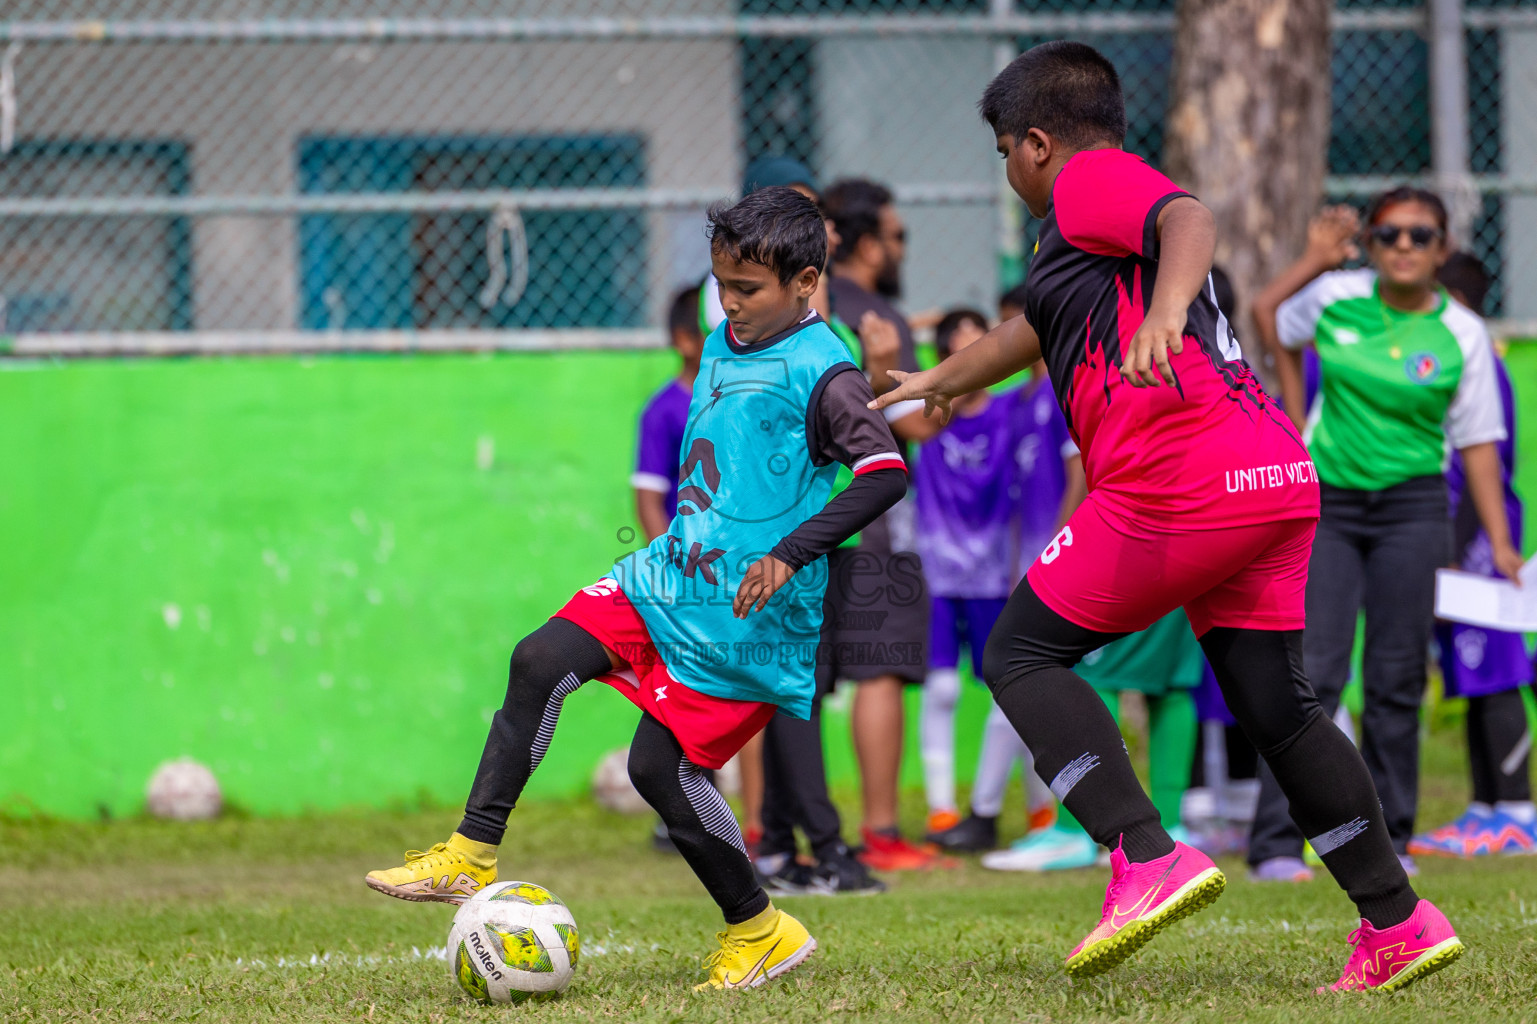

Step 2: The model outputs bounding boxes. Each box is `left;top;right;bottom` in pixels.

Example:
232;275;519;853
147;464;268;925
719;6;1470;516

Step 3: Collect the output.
759;552;853;863
458;617;770;924
760;704;847;861
983;580;1417;927
1468;686;1534;804
1249;477;1450;863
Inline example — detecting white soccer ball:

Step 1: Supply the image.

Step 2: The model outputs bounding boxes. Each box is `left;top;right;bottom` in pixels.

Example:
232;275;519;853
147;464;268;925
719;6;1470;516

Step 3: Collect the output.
448;881;579;1004
145;758;222;821
591;747;650;815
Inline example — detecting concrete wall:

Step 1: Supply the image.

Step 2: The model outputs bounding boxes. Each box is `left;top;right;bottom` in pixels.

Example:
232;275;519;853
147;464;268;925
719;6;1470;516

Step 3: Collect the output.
815;36;1002;317
15;21;738;328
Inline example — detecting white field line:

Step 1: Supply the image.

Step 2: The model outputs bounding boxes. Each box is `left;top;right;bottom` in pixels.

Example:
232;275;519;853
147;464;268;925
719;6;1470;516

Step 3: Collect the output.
230;940;656;970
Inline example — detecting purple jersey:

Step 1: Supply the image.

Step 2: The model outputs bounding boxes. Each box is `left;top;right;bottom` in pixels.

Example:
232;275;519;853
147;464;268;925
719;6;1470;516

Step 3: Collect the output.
1439;355;1530;698
915;381;1077;598
1304;347;1321;412
915;389;1024;598
630;378;692;523
1014;377;1078;573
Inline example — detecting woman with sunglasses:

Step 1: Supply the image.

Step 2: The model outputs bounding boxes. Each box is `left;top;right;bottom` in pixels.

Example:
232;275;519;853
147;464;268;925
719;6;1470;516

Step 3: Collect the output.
1245;187;1523;882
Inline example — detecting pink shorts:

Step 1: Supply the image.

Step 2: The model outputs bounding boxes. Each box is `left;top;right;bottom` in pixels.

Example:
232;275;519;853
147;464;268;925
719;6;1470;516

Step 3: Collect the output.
553;579;776;770
1025;496;1316;637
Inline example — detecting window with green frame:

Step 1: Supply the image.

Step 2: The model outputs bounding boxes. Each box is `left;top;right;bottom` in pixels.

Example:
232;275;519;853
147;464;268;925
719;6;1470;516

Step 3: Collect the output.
0;140;192;332
297;135;647;330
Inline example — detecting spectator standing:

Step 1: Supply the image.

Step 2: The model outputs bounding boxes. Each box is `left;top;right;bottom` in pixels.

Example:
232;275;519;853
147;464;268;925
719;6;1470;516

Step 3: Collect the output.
1249;194;1523;880
821;177;947;869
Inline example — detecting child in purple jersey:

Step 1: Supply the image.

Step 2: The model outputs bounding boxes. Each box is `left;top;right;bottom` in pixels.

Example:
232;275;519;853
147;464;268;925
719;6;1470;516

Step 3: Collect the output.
926;290;1086;852
632;287;705;542
1412;254;1536;857
916;309;1017;838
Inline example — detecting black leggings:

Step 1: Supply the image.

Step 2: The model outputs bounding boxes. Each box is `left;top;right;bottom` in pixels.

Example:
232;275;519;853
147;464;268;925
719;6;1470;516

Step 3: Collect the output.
981;580;1417;928
458;617;769;924
1469;686;1534;805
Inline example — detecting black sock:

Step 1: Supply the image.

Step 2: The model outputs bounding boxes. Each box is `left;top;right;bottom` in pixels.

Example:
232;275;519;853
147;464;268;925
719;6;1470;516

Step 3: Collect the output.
458;617;613;845
1469;688;1533;804
627;713;769;924
1201;627;1418;928
981;583;1171;863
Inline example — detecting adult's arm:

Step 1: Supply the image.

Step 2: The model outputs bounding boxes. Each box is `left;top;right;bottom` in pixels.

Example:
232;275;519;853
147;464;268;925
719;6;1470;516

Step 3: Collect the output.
1460;442;1526;583
1253;206;1361;427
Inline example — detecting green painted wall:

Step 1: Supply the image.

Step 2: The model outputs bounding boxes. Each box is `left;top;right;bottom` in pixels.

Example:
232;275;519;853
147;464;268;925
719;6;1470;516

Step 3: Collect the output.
4;346;1532;820
0;352;686;818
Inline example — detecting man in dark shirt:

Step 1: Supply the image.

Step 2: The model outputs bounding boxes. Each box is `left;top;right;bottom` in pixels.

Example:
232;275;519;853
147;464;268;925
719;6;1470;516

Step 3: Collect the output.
820;178;946;869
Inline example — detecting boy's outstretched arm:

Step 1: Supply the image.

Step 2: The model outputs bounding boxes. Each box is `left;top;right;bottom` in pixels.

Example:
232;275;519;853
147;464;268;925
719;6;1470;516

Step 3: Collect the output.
866;314;1042;423
733;369;907;617
1122;196;1215;388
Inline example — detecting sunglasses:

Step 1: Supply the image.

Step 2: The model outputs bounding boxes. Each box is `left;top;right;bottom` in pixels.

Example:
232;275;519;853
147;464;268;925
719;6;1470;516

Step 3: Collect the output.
1368;224;1443;249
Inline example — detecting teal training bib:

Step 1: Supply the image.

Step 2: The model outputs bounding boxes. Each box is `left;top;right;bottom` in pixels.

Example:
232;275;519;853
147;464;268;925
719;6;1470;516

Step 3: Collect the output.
611;317;856;719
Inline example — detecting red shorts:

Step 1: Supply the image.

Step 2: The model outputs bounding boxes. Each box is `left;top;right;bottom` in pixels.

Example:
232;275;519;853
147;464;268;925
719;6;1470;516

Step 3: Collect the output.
553;578;776;770
1026;496;1316;637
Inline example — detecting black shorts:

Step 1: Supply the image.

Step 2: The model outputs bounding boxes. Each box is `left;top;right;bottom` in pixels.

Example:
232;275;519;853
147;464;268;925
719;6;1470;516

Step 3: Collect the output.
814;545;929;692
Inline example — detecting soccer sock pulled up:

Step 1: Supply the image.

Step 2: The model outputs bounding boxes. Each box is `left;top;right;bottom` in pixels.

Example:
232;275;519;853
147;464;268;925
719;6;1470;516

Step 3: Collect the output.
1199;626;1418;928
458;617;614;845
920;668;962;814
970;701;1027;819
1147;690;1197;831
989;662;1171;862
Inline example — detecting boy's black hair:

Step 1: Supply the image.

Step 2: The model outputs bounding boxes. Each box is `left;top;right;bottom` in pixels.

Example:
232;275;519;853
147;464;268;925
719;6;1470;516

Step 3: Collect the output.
934;308;989;361
821;178;893;264
979;41;1128;149
1438;251;1491;316
998;281;1030;315
667;285;703;343
1364;185;1449;235
707;186;828;285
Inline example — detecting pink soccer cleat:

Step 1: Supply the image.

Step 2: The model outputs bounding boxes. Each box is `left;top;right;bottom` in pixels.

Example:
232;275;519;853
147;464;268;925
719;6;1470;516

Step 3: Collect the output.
1327;899;1464;992
1064;839;1226;977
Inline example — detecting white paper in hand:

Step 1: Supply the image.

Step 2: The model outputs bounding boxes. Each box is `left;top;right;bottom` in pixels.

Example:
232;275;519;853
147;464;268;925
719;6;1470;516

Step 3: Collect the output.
1435;568;1537;632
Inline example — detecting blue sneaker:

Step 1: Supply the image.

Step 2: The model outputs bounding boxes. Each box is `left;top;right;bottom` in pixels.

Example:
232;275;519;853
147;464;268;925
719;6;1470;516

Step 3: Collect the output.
981;824;1098;872
1410;805;1537;858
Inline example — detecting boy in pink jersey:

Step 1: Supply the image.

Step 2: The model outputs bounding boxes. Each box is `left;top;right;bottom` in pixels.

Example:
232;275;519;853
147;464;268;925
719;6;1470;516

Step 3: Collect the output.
872;41;1461;993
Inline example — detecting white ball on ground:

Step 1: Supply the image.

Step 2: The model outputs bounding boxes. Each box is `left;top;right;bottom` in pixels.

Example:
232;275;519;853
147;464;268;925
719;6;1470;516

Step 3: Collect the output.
591;746;650;815
448;881;579;1004
146;758;222;821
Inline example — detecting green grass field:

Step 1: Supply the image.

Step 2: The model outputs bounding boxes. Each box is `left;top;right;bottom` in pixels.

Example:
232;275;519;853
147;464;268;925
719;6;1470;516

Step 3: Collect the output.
4;727;1536;1024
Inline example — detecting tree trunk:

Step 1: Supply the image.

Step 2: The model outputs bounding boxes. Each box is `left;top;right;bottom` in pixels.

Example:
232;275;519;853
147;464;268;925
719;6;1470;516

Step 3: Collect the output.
1164;0;1333;383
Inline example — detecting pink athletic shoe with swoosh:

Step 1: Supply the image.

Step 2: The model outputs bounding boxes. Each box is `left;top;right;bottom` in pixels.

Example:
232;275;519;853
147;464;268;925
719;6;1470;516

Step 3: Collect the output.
1064;838;1226;977
1326;899;1464;992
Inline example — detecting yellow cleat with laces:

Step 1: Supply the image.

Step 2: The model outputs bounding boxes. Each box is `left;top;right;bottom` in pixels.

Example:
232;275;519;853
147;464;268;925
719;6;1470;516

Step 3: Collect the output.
694;906;817;991
364;832;498;904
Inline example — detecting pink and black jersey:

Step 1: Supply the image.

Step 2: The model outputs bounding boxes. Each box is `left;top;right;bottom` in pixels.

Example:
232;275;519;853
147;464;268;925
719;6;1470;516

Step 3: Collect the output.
1022;148;1318;528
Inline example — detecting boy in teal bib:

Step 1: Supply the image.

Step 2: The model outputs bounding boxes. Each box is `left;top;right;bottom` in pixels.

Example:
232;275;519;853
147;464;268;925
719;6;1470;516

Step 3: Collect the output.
365;187;908;991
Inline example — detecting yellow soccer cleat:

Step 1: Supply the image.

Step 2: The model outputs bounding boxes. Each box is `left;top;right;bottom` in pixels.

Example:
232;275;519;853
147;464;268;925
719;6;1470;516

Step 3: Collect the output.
695;906;817;991
364;832;497;904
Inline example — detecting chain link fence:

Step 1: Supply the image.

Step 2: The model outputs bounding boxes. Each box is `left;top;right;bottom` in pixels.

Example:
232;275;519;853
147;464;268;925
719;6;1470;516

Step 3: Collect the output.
1;1;1532;355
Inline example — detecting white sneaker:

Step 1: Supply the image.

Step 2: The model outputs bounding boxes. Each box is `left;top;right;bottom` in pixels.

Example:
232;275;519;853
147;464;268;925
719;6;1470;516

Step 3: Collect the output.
981;825;1098;872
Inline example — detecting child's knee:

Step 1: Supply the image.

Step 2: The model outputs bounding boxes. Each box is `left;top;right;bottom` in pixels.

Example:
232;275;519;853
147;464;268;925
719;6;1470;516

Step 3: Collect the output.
625;740;673;802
